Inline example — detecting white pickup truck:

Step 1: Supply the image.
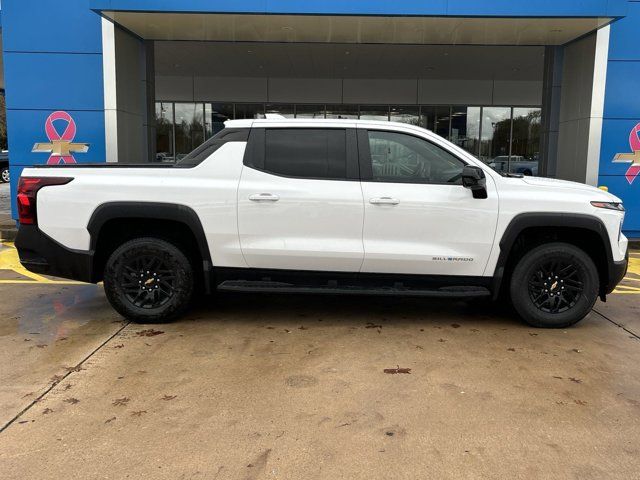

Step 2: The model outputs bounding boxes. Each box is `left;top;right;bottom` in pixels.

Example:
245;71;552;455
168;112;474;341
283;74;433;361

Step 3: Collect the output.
15;119;628;328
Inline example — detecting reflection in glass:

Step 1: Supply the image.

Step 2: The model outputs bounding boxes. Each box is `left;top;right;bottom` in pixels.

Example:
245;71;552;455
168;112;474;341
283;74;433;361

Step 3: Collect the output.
359;105;389;121
206;103;233;138
295;105;325;118
174;103;204;161
420;106;450;138
155;102;174;162
266;104;294;118
326;104;358;119
390;106;419;126
480;107;511;164
510;107;541;176
450;106;480;156
235;103;265;119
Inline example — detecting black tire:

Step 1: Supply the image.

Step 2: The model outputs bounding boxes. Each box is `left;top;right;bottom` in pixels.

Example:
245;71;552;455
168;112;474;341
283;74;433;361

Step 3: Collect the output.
0;167;9;183
509;242;599;328
103;237;194;323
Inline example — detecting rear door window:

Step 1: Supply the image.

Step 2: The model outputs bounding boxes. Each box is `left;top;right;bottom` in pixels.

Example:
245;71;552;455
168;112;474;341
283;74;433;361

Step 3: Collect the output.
263;129;347;180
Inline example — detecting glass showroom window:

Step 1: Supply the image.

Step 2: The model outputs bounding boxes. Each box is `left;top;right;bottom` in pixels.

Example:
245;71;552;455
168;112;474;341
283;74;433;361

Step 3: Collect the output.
174;103;205;161
266;104;294;118
295;105;326;118
510;107;542;176
450;106;480;156
205;103;234;138
360;105;389;121
390;106;420;126
420;106;451;139
235;103;265;119
155;102;174;162
479;107;511;166
326;104;358;119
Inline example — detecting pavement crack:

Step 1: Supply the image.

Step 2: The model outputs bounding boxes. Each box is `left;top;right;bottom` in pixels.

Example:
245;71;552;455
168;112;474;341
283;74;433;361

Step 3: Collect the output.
593;308;640;341
0;320;131;434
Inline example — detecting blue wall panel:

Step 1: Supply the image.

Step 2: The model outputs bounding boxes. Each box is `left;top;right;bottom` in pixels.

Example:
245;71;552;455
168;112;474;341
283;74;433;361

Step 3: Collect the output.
600;2;640;237
602;61;640;119
90;0;626;17
2;0;102;54
4;53;104;112
6;109;106;167
608;2;640;60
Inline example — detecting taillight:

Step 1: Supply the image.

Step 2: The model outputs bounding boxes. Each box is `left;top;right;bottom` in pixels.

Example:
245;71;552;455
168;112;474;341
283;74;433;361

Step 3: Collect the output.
17;176;73;225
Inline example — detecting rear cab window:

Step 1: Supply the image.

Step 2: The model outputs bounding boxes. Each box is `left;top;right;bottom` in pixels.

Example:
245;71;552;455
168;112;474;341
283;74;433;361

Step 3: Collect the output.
243;127;359;180
175;128;249;167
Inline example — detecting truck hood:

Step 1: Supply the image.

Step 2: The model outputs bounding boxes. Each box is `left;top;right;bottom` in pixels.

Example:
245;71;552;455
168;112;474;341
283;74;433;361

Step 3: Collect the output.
520;176;622;202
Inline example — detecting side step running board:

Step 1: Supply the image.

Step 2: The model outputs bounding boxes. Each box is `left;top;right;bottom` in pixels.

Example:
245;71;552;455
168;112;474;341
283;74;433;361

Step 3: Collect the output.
217;280;490;298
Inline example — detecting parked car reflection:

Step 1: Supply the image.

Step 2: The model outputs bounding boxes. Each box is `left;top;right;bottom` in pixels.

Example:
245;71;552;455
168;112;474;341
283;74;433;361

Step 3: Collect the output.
488;155;539;176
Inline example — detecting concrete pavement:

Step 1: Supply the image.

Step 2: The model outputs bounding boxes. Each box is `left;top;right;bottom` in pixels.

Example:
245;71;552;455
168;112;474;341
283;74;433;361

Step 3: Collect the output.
0;241;639;479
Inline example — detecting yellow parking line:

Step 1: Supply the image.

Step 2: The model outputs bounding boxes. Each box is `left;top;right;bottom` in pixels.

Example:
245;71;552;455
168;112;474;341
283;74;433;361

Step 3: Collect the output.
0;280;85;285
0;241;84;285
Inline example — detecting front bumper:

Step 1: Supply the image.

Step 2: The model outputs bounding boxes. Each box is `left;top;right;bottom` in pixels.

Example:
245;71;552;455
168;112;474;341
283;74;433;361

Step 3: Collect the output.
604;249;629;295
14;224;94;283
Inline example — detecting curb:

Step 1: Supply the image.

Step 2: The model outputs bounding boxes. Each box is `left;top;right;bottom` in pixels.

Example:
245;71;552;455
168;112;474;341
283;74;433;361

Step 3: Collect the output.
0;226;17;242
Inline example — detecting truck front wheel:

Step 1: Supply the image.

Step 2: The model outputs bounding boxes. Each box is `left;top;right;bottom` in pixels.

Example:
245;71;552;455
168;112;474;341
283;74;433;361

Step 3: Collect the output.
103;237;194;323
510;242;599;328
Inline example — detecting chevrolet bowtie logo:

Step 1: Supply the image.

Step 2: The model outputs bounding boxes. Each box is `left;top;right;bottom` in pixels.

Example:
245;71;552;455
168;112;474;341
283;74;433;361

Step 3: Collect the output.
32;111;90;165
32;140;89;157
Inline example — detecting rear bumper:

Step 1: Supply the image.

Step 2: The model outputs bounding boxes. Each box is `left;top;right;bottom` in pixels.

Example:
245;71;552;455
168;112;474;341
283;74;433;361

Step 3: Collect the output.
14;225;94;283
604;249;628;295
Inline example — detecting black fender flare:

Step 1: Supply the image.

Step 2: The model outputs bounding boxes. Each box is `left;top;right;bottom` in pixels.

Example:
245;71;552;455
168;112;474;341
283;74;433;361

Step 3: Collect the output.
490;212;614;299
87;202;213;290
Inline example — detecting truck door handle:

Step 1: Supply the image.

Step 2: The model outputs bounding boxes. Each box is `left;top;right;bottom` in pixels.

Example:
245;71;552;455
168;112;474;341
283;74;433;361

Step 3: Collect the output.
249;193;280;202
369;197;399;205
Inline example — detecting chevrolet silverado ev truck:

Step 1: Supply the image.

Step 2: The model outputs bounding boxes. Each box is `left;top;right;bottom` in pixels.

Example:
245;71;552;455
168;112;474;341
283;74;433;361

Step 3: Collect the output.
15;119;628;327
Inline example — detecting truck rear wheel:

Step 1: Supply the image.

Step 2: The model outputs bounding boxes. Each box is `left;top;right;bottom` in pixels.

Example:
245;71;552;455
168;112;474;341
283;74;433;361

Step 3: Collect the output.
509;242;599;328
103;237;194;323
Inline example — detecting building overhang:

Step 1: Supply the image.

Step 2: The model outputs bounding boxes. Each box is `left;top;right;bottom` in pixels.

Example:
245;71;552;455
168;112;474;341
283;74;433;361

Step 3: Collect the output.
90;0;628;19
98;12;616;46
92;0;627;45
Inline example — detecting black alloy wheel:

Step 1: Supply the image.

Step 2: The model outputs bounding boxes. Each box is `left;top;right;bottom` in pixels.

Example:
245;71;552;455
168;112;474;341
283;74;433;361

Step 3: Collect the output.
510;242;599;328
119;254;177;309
528;259;584;314
103;237;194;323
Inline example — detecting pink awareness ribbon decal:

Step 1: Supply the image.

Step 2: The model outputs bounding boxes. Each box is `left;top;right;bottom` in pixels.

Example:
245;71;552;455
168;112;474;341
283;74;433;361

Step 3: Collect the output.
45;111;77;165
625;124;640;184
32;111;89;164
613;122;640;185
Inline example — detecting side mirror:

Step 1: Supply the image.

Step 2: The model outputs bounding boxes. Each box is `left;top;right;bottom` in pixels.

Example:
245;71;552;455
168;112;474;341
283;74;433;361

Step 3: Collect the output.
462;165;488;199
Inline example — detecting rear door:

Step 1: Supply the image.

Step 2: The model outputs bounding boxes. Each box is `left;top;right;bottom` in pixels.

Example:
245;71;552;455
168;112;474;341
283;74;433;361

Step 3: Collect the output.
237;126;364;271
358;127;499;276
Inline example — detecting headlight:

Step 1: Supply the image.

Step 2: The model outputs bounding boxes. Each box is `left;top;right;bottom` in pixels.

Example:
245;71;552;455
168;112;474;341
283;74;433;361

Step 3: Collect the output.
591;201;625;211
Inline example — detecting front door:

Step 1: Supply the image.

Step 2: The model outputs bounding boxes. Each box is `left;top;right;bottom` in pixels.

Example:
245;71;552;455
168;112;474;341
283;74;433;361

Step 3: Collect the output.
358;127;499;276
238;126;364;271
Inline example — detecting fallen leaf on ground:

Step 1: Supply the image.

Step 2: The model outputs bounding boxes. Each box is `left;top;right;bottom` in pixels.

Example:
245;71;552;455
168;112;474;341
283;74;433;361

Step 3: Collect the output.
136;329;164;337
384;366;411;374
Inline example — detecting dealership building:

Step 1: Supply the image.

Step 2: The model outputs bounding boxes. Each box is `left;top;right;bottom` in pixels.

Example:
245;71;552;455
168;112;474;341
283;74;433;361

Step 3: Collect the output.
2;1;640;237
